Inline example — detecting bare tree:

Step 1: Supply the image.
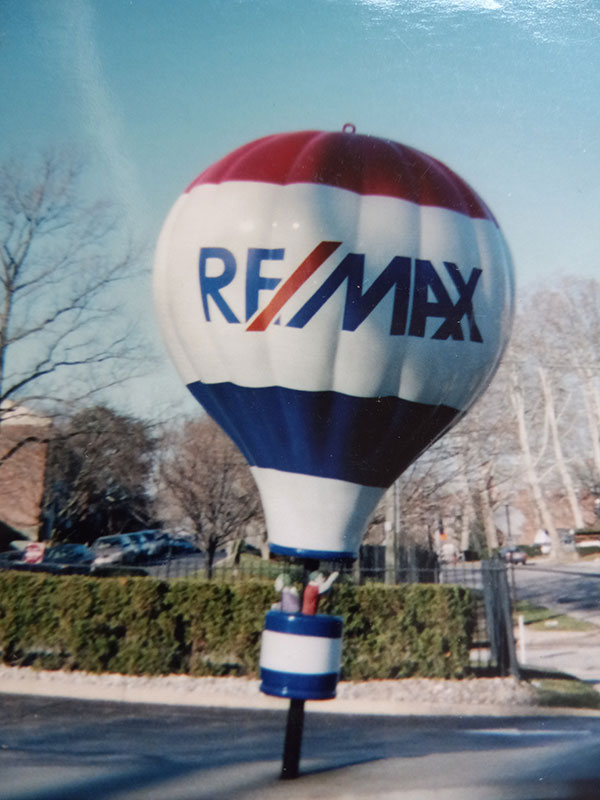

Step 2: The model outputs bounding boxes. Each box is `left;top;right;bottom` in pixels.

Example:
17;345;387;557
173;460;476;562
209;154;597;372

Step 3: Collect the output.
537;365;585;530
157;417;263;578
0;148;143;464
537;278;600;488
503;282;600;548
449;409;508;556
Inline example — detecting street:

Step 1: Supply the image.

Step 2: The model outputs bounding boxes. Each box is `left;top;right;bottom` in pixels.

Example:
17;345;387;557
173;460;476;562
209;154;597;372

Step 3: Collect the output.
1;694;600;799
510;562;600;627
440;560;600;684
440;559;600;624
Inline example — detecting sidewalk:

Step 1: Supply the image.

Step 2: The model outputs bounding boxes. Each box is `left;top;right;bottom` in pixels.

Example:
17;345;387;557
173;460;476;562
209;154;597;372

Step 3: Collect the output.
518;625;600;687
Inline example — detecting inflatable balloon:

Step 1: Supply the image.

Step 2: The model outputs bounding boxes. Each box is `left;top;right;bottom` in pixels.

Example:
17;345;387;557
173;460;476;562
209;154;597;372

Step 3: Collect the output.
154;127;514;560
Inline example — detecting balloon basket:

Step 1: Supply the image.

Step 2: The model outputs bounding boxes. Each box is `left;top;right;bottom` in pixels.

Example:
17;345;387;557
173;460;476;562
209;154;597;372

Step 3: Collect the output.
259;610;343;700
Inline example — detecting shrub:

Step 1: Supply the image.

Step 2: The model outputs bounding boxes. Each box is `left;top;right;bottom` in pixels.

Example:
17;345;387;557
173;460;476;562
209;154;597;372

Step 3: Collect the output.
0;572;475;679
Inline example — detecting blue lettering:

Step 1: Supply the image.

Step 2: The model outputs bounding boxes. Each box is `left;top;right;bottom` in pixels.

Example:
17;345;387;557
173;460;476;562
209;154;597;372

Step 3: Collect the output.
199;248;239;323
433;262;483;343
409;260;482;342
409;259;457;339
198;243;483;342
287;253;411;334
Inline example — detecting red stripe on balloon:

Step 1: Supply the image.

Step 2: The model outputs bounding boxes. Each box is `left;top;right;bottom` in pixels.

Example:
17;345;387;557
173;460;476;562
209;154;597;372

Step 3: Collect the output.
185;130;497;222
246;241;342;332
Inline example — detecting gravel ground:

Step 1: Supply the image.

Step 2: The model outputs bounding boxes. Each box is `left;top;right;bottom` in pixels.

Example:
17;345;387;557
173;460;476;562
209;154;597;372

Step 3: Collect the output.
336;676;536;706
0;665;539;714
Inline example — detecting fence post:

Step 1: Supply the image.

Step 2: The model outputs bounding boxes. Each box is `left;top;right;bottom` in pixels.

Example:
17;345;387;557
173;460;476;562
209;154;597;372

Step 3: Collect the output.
481;560;520;679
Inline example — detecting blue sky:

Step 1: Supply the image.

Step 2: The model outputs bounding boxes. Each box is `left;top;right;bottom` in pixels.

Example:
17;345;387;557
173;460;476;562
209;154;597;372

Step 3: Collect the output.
2;0;599;418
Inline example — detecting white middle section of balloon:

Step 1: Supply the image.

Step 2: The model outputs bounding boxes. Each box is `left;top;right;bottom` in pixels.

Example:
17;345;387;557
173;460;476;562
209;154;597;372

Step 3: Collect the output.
250;467;383;554
154;181;514;412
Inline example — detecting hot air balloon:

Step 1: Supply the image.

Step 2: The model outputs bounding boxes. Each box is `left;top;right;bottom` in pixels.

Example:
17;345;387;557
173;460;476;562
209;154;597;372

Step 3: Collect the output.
153;126;514;562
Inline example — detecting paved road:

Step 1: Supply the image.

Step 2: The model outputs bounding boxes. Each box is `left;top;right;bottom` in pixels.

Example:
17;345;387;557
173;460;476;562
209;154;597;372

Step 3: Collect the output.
520;626;600;685
441;559;600;625
441;560;600;685
508;561;600;684
511;561;600;627
2;694;600;799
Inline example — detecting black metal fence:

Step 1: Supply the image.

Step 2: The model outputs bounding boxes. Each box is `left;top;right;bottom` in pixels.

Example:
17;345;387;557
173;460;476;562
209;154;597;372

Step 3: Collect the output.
432;561;518;677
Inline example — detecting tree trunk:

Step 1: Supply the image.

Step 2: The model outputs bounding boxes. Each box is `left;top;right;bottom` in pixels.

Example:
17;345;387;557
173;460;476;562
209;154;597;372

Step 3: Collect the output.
205;537;217;579
539;366;585;529
457;452;476;553
581;375;600;482
384;483;398;584
259;532;271;560
230;537;244;566
510;371;561;557
478;468;499;554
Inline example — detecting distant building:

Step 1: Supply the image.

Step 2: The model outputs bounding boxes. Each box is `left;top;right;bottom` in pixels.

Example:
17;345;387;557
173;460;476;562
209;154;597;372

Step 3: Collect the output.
0;402;50;541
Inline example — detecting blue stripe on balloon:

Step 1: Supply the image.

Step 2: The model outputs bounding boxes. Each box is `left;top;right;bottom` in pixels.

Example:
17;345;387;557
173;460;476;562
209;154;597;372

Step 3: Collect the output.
264;610;343;638
269;542;356;561
260;668;339;700
187;381;460;488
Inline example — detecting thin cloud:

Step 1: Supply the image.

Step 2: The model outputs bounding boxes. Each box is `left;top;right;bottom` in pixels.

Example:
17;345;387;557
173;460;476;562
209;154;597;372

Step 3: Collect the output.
51;0;147;234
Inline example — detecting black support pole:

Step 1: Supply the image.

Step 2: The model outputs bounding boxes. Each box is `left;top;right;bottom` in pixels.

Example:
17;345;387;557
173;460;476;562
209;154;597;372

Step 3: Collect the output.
280;698;305;779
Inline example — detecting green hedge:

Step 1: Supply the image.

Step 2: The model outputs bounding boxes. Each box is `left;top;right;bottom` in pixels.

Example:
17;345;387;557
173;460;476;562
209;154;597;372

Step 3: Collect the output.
0;572;475;680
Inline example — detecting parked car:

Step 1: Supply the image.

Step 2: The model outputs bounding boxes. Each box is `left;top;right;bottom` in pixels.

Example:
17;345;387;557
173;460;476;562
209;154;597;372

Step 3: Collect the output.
141;530;169;557
120;533;147;562
43;543;95;566
500;545;527;565
149;531;172;556
92;535;137;567
163;536;200;555
120;532;149;561
0;549;25;567
0;543;94;575
126;530;162;559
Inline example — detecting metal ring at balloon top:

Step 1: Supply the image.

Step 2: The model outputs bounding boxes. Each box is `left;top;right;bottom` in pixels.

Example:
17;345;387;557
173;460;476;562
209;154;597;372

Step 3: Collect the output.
342;122;356;134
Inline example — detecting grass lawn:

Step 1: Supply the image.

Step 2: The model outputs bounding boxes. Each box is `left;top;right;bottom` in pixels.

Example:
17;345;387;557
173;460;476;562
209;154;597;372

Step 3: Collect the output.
531;677;600;710
515;601;598;632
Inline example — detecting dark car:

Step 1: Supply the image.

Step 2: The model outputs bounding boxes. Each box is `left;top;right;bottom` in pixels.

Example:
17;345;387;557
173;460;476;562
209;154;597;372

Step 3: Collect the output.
120;533;147;562
134;530;166;557
125;531;165;560
0;543;94;574
43;543;95;566
0;549;25;567
500;545;527;565
163;536;200;555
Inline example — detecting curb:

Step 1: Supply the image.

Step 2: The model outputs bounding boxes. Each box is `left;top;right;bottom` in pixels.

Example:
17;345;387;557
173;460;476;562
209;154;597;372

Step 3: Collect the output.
2;666;600;718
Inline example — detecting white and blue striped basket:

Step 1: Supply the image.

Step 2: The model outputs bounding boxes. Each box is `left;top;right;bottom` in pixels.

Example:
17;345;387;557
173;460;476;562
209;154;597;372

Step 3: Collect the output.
259;610;344;700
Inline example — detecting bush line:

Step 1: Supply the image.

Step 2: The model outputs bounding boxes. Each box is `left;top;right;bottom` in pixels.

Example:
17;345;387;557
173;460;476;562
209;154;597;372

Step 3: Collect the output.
0;572;476;680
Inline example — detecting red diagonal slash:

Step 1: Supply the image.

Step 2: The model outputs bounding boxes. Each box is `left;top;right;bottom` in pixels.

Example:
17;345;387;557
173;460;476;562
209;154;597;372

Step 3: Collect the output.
246;240;342;332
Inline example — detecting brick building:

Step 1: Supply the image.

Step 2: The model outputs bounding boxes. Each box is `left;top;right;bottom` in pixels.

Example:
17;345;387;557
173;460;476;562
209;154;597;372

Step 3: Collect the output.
0;404;50;542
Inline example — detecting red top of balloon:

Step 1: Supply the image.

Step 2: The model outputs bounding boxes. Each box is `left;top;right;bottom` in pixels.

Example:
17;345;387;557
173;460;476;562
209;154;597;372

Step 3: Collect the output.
185;127;496;223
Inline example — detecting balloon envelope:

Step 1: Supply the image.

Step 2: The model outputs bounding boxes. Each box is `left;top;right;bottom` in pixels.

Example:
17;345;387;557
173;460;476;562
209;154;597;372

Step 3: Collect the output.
154;129;514;560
